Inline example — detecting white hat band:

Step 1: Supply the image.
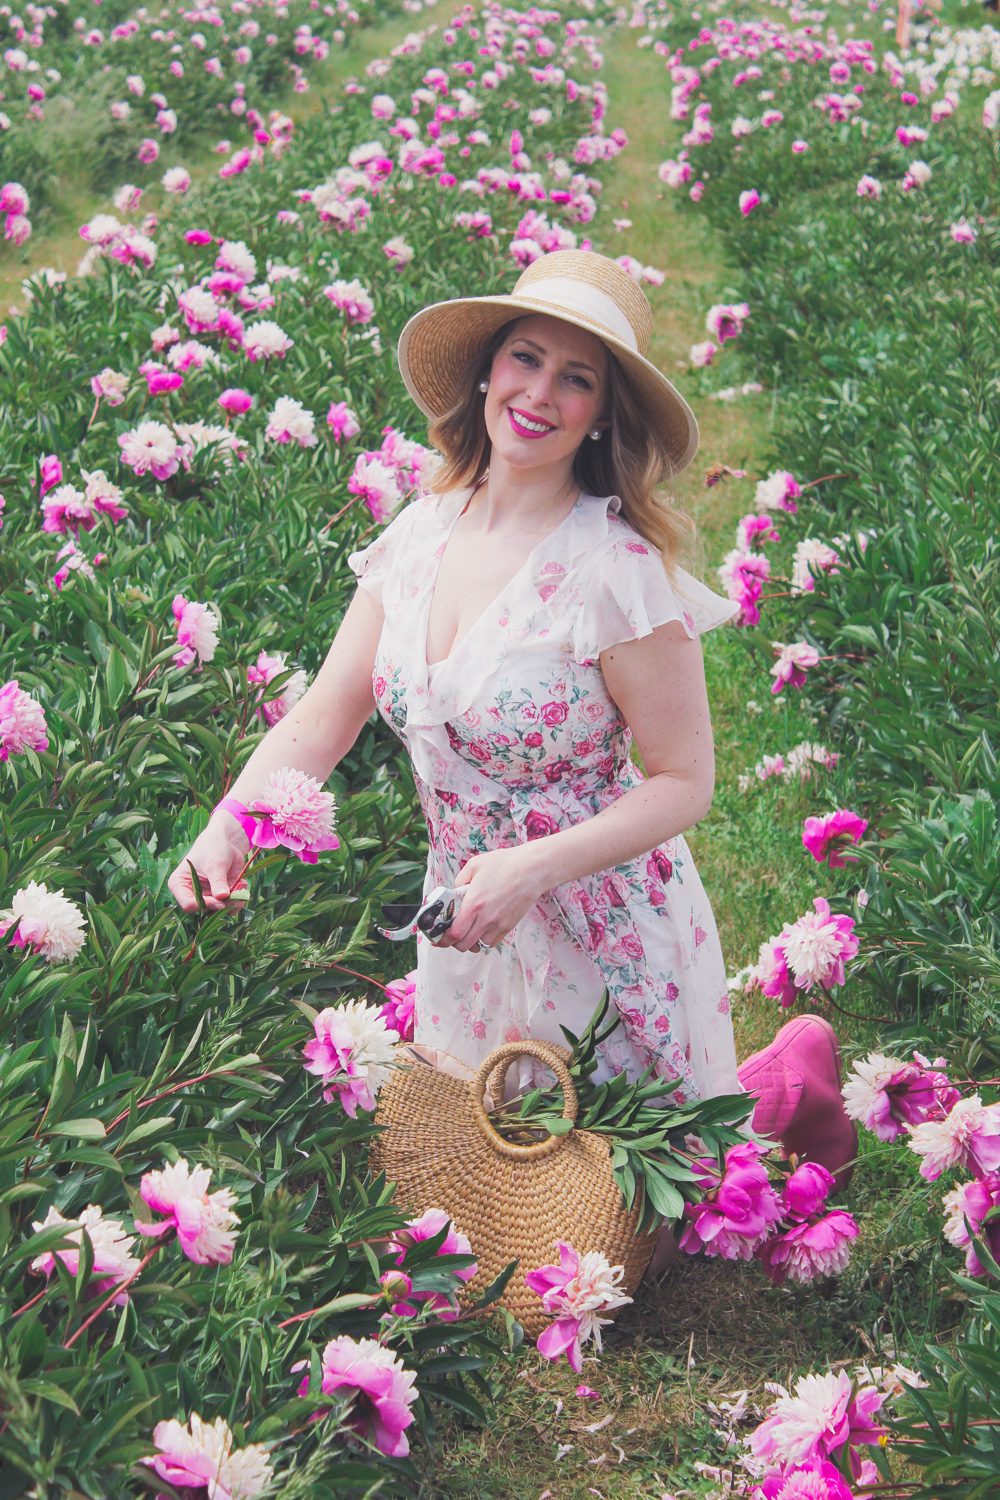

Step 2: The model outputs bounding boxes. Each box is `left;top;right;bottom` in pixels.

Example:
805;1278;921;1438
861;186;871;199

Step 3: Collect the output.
515;276;640;352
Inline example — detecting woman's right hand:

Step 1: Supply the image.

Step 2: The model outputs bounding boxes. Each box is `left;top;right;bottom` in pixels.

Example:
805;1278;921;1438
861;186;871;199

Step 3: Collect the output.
167;811;251;913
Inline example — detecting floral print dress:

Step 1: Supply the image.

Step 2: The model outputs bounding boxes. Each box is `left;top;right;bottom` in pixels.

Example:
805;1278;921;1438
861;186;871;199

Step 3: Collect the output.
348;487;741;1104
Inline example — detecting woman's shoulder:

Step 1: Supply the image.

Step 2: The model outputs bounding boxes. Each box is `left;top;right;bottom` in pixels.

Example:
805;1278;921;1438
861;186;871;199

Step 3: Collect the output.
568;492;739;657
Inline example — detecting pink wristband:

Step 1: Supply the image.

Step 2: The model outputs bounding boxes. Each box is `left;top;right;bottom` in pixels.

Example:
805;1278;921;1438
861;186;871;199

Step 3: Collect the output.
214;797;258;843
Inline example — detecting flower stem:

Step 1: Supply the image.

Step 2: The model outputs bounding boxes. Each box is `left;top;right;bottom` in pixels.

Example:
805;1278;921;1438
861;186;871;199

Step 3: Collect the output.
62;1236;169;1349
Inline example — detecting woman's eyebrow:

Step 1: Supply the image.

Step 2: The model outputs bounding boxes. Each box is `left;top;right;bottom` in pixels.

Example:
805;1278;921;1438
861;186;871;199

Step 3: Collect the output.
512;337;600;376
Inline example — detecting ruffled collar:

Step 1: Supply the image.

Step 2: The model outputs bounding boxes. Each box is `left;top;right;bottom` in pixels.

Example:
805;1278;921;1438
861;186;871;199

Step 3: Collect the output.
398;488;624;725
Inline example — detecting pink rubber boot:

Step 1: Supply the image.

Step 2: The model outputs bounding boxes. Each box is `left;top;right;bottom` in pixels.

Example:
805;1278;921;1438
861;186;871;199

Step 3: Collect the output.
737;1015;857;1190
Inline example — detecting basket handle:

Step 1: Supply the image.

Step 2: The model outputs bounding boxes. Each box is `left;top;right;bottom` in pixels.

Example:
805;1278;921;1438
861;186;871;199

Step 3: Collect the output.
470;1041;578;1161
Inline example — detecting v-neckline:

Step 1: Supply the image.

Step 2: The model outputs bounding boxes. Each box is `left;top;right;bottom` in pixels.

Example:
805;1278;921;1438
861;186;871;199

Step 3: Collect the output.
423;489;583;671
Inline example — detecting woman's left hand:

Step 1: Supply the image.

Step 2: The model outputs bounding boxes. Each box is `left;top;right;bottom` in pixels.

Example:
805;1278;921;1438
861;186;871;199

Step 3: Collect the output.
437;846;548;953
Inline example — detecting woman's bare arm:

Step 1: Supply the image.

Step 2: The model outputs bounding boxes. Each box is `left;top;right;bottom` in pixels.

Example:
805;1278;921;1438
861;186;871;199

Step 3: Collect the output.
167;587;384;911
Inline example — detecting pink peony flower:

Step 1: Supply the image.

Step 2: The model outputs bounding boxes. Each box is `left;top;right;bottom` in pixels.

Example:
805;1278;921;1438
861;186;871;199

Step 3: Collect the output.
265;396;317;447
52;541;97;591
705;301;749;342
303;998;396;1116
802;810;869;867
247;650;307;727
142;1413;271;1499
717;548;771;627
757;1460;855;1500
908;1095;1000;1181
750;1369;885;1473
0;181;28;216
380;970;416;1041
386;1206;478;1318
294;1336;418;1456
739;189;761;215
138;137;160;164
172;594;219;668
41;484;96;535
757;1210;859;1285
39;454;63;497
90;367;128;406
327;400;361;441
949;220;978;245
780;898;859;992
792;538;841;595
0;680;49;760
348;453;404;524
856;175;882;199
679;1142;783;1260
842;1051;959;1143
161;166;191;194
755;470;801;513
943;1171;1000;1276
689;339;717;366
737;514;781;549
146;369;184;396
748;937;798;1008
782;1161;835;1221
525;1241;633;1372
249;766;338;863
770;641;820;694
0;880;85;962
383;235;414;267
135;1157;240;1265
218;387;252;415
323;277;375;323
30;1204;140;1304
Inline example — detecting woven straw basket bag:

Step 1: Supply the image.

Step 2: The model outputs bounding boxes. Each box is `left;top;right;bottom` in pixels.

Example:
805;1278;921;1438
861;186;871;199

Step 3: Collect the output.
370;1039;658;1336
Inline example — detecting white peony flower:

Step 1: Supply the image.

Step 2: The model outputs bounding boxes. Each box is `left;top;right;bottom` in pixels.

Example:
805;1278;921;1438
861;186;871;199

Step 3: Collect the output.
242;319;293;361
0;880;87;962
264;396;317;447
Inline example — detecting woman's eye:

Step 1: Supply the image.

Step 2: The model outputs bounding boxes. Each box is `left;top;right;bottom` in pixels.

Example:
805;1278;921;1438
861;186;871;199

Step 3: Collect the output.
512;349;536;365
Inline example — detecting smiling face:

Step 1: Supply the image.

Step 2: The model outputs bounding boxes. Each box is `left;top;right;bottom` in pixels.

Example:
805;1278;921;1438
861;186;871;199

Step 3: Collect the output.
483;313;609;473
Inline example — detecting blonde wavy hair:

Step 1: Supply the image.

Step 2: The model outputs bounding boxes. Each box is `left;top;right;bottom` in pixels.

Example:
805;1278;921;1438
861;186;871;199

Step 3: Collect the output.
426;318;694;575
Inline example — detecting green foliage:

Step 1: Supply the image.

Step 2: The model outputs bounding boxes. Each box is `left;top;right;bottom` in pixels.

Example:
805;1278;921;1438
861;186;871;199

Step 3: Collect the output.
0;2;624;1491
661;4;1000;1021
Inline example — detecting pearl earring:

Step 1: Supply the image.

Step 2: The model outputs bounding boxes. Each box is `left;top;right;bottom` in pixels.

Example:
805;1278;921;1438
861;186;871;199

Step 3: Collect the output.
589;428;602;441
478;380;489;393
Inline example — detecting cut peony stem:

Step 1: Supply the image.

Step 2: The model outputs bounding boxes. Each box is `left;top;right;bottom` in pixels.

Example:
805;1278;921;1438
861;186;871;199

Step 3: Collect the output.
63;1237;168;1349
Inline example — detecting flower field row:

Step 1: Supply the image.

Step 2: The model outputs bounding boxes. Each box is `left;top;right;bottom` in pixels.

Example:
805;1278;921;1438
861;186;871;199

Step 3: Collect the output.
633;0;1000;1492
0;0;388;239
647;0;1000;1025
0;0;654;1490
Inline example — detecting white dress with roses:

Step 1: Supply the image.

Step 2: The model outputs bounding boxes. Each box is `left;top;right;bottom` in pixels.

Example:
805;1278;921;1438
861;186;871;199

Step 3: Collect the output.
348;487;741;1103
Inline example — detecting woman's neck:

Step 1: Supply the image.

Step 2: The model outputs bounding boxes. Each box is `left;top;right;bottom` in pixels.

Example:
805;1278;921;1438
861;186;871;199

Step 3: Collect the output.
469;454;580;537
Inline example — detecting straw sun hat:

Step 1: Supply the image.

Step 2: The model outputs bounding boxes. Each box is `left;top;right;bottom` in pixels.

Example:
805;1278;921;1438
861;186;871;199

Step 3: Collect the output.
396;249;699;473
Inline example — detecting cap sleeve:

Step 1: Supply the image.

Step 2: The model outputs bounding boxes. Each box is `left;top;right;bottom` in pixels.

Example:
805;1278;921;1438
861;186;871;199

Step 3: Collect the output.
346;501;421;605
572;534;740;663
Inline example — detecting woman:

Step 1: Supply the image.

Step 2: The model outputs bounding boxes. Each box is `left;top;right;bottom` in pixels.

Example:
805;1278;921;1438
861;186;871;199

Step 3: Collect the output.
169;251;855;1211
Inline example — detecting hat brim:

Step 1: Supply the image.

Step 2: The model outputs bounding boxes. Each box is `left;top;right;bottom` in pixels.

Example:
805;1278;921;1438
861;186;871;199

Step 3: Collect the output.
396;293;699;475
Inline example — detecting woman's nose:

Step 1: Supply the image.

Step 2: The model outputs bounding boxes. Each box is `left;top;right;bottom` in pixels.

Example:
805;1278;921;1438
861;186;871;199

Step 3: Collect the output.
525;367;555;405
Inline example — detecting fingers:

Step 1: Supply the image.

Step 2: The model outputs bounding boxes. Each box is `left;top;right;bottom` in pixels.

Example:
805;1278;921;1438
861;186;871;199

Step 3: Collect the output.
167;853;242;914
